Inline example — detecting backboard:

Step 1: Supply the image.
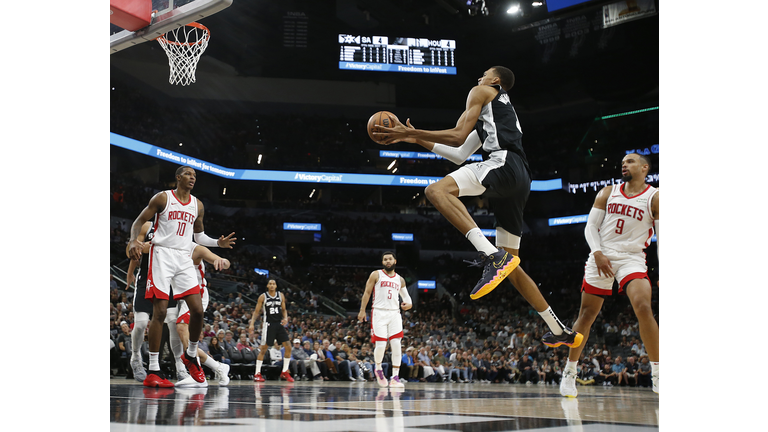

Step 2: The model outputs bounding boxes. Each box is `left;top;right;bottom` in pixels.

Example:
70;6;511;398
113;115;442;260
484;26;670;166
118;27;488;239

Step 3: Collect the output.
110;0;232;54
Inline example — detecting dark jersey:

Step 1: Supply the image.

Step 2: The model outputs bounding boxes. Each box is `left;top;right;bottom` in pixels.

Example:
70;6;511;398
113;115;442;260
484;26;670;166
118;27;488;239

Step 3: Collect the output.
263;292;283;324
135;223;155;289
474;84;531;176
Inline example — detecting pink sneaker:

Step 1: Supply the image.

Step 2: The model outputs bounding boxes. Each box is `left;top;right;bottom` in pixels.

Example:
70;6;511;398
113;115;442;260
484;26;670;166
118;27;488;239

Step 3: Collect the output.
375;369;388;388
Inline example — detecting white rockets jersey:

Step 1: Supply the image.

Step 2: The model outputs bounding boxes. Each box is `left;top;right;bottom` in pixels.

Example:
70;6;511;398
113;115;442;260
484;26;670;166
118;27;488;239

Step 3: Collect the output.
372;270;402;311
152;190;198;250
599;183;658;254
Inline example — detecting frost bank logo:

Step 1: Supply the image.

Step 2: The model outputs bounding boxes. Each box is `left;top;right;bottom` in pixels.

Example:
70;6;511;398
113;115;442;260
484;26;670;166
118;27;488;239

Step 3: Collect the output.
294;173;343;183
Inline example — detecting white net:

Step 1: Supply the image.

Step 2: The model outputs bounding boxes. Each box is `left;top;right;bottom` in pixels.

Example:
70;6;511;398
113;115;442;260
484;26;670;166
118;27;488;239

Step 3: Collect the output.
156;22;210;86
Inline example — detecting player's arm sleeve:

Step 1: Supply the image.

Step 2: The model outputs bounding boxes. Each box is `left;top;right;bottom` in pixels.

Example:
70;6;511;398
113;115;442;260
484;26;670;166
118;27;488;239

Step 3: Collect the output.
400;285;412;305
194;232;219;247
585;207;605;254
431;130;483;165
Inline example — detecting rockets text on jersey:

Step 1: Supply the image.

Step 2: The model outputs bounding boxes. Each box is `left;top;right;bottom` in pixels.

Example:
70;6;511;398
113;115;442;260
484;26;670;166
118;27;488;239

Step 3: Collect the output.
599;183;658;254
372;270;402;311
151;190;198;249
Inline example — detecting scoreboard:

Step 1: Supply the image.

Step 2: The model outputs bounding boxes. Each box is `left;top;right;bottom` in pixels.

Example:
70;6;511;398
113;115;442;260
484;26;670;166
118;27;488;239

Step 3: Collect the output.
339;34;457;75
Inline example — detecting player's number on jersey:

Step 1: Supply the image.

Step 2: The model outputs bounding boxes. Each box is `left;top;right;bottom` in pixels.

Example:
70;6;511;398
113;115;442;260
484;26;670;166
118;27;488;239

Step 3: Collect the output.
176;222;186;237
269;307;279;315
388;289;393;299
615;219;625;234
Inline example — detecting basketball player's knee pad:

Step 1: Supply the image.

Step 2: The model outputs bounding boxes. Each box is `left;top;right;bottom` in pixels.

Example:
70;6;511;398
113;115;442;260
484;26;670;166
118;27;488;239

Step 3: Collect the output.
496;226;521;249
164;308;179;325
134;312;150;324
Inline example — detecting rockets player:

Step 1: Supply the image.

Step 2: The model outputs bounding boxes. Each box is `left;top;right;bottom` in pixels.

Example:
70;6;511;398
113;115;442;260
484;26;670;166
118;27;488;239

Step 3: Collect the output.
128;166;236;388
560;153;659;398
174;242;232;387
358;251;413;388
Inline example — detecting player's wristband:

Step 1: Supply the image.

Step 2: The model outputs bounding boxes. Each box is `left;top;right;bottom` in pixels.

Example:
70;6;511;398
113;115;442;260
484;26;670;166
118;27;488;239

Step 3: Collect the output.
194;231;219;247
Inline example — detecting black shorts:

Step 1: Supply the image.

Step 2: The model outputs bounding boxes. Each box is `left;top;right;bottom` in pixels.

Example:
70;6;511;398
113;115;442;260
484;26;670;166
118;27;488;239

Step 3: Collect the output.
134;277;177;315
467;150;531;236
261;321;290;346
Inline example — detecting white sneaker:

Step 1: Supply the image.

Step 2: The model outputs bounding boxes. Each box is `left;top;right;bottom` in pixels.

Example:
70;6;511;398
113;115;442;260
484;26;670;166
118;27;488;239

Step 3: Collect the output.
176;362;190;381
389;376;405;388
215;363;230;386
176;375;208;388
560;369;578;398
375;369;388;388
130;357;146;382
652;374;659;394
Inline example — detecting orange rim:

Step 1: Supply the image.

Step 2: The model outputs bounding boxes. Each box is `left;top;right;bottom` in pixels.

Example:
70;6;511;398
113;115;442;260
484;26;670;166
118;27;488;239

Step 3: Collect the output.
156;22;210;46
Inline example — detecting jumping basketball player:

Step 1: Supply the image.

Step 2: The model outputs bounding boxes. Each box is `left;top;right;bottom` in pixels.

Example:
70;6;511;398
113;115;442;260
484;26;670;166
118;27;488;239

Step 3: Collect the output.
128;166;236;388
125;221;188;383
174;243;232;387
559;153;659;397
358;251;412;388
374;66;581;349
248;279;294;383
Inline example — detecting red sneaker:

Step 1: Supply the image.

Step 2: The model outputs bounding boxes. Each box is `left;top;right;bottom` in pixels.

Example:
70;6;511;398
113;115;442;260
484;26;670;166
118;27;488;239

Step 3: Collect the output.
182;353;206;383
143;371;174;388
253;373;265;382
280;371;295;382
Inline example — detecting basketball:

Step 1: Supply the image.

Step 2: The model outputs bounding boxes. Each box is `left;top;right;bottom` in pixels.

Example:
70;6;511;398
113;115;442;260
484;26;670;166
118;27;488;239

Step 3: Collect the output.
367;111;399;144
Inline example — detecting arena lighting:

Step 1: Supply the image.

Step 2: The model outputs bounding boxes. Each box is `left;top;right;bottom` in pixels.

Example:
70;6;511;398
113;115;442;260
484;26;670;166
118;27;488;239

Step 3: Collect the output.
309;189;315;198
257;154;262;164
507;3;521;13
111;133;563;190
532;1;543;6
597;106;659;120
387;160;397;170
392;167;398;173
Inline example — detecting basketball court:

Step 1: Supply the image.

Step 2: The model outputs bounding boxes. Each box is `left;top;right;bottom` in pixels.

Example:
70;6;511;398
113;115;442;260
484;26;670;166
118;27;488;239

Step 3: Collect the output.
109;379;659;431
109;1;659;430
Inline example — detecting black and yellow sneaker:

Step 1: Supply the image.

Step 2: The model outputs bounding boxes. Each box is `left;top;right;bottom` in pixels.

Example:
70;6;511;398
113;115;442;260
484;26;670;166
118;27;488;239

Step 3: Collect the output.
542;327;584;348
466;251;521;300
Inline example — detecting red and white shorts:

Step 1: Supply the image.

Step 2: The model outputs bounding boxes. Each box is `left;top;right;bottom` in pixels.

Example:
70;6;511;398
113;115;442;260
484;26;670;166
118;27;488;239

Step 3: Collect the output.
176;286;209;324
146;245;200;301
582;248;649;295
371;308;403;343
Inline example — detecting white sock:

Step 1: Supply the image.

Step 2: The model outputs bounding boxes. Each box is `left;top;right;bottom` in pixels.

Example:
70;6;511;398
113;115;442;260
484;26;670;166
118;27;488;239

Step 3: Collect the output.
392;367;400;377
651;362;659;375
203;356;220;370
538;307;565;336
256;360;263;374
282;357;290;373
149;352;160;371
565;360;578;373
465;228;499;256
187;341;198;358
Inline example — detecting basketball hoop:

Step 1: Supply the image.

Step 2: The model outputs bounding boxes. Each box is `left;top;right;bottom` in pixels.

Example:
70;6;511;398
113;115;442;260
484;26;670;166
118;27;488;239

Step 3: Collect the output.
156;22;210;86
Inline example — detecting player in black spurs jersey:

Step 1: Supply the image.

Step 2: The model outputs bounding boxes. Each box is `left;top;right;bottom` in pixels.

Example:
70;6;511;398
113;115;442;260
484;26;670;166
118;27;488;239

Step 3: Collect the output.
374;66;581;350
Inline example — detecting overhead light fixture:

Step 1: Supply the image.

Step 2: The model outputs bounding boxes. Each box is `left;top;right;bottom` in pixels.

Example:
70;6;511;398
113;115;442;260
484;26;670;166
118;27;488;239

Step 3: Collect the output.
392;168;398;174
507;3;521;14
309;189;316;198
532;1;543;6
257;154;262;164
387;160;397;170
